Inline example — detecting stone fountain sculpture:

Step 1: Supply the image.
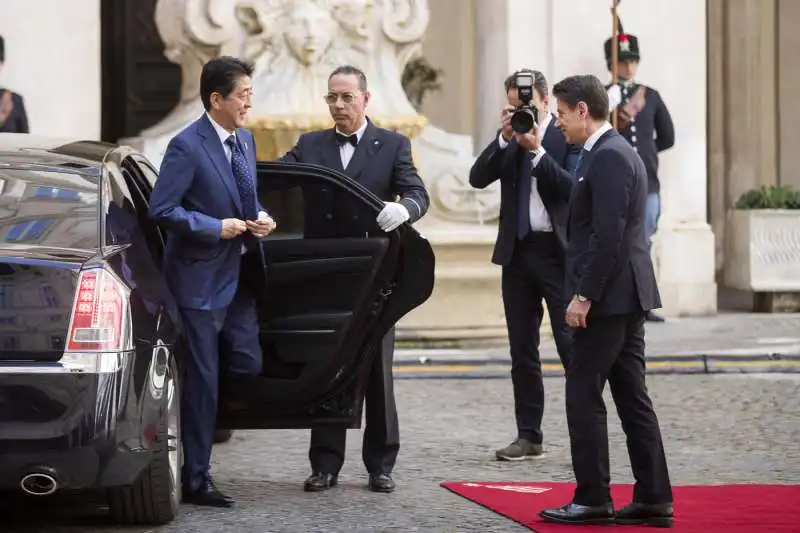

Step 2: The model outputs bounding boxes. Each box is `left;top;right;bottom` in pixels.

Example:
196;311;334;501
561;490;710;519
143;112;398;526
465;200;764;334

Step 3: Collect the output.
125;0;507;339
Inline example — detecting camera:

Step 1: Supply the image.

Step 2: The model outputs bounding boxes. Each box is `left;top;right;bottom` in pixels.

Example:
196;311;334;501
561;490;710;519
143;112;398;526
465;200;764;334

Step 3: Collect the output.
511;71;538;133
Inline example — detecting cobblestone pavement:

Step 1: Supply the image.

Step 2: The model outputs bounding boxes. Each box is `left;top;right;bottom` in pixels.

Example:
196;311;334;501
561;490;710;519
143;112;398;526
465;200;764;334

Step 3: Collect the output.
3;374;800;532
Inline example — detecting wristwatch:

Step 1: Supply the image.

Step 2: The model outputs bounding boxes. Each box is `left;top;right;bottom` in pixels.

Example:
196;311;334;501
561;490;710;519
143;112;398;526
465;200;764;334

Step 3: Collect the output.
575;294;588;302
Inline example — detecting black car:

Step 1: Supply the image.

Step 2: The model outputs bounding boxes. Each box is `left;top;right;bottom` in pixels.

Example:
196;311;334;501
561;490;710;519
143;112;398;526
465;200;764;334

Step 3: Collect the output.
0;134;435;524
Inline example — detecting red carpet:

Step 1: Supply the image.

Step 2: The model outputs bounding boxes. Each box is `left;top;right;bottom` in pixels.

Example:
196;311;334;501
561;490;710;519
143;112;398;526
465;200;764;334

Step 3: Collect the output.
441;481;800;532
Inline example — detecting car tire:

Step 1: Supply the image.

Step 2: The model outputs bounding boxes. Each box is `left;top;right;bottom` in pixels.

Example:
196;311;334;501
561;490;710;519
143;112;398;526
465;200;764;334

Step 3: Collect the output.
213;429;234;444
108;355;181;525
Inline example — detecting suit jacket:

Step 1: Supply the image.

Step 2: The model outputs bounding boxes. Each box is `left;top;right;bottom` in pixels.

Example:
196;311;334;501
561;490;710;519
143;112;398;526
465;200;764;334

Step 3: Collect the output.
469;118;576;266
149;114;265;310
0;89;29;133
280;119;429;237
566;129;661;316
608;83;674;195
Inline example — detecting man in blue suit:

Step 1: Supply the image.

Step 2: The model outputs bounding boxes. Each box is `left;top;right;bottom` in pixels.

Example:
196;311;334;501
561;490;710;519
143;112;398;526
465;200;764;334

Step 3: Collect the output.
149;56;276;508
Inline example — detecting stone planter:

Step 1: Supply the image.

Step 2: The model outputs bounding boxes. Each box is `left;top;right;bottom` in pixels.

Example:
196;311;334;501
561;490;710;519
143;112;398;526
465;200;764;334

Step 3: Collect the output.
724;209;800;311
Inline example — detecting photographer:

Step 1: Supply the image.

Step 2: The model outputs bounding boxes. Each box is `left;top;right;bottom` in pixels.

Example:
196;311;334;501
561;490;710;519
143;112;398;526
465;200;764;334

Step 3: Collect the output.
469;69;579;462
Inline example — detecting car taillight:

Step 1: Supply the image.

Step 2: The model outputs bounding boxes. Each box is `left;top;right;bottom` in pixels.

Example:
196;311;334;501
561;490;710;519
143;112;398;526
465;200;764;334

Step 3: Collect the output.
66;267;130;352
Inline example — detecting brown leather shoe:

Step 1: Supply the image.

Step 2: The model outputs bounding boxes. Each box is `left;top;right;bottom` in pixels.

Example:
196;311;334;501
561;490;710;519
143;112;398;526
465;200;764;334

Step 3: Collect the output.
303;472;338;492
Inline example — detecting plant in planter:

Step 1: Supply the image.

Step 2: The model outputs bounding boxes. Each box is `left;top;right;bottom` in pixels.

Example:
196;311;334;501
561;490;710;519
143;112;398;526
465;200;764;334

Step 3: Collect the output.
401;57;444;112
724;185;800;312
734;185;800;210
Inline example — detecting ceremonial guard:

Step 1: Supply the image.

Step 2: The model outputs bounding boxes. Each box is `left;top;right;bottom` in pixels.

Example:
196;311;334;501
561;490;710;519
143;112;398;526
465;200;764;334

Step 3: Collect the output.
604;17;675;322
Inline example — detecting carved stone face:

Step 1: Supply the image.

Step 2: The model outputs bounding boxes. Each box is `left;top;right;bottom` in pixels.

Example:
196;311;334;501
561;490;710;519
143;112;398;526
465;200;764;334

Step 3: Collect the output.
284;1;337;66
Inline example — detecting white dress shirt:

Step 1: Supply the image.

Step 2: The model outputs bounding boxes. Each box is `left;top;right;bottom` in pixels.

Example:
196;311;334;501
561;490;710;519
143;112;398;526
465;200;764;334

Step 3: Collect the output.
583;122;613;152
207;112;237;163
336;119;368;169
497;112;554;232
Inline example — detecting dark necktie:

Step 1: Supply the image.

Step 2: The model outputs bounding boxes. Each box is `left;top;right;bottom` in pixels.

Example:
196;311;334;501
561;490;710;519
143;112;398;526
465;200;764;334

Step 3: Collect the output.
336;132;358;147
516;154;532;239
572;147;586;177
225;136;257;220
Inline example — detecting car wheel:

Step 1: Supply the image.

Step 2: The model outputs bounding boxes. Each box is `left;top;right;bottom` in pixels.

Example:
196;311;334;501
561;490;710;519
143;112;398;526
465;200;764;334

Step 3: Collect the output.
213;429;234;444
108;355;181;525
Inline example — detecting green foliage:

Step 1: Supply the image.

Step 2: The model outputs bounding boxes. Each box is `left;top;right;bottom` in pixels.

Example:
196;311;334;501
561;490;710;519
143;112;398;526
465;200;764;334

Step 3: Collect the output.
734;185;800;210
401;57;444;111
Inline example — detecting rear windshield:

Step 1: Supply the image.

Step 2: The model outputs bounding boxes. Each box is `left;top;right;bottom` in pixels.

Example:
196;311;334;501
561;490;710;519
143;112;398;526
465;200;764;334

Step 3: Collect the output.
0;168;99;250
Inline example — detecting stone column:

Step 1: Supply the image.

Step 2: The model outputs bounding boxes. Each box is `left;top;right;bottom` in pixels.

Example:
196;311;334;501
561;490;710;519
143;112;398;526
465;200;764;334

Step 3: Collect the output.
708;0;780;274
474;0;510;148
778;0;800;190
473;0;556;149
0;0;101;139
644;0;718;315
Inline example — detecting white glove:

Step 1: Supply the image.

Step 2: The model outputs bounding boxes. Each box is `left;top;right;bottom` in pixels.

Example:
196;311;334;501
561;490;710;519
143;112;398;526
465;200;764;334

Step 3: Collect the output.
607;84;622;111
376;202;410;232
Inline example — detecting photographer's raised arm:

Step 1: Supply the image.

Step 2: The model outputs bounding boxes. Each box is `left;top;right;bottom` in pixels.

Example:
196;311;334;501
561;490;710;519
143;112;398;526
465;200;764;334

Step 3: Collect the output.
470;103;517;189
469;131;513;189
532;151;575;202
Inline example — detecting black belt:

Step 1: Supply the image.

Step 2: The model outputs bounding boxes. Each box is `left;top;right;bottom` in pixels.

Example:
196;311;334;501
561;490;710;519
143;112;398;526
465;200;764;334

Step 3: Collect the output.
519;231;557;243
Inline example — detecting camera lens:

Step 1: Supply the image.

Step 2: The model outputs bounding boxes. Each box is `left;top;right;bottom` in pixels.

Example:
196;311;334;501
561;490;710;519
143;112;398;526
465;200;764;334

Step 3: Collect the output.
511;109;535;133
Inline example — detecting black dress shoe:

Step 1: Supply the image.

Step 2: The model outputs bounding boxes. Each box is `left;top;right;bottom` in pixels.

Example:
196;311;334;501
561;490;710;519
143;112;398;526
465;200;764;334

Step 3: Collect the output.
539;502;614;525
368;472;395;493
182;477;234;508
304;472;338;492
615;502;673;527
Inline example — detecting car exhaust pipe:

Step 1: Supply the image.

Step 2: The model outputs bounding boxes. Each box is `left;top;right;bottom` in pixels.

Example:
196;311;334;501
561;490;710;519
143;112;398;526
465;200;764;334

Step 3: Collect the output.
20;468;58;496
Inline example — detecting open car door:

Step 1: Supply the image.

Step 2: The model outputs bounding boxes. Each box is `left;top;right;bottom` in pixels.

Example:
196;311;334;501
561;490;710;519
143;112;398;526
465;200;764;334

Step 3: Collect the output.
217;162;434;430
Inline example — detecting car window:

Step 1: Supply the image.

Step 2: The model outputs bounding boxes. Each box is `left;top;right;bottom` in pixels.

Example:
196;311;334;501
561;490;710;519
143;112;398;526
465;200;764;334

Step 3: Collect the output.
129;155;158;192
121;157;165;253
258;170;380;241
104;165;140;247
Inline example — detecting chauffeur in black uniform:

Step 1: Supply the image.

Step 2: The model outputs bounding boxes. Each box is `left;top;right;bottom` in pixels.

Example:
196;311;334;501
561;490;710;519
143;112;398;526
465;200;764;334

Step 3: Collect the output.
470;69;580;462
281;65;429;494
604;22;674;322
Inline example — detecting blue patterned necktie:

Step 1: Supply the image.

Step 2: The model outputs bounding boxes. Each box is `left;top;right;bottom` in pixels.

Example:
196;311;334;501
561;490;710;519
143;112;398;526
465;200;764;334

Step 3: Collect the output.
225;135;257;220
573;148;586;177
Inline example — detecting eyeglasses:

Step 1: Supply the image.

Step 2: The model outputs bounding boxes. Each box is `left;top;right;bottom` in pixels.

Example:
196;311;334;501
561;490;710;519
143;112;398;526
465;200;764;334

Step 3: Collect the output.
324;92;359;105
214;88;253;102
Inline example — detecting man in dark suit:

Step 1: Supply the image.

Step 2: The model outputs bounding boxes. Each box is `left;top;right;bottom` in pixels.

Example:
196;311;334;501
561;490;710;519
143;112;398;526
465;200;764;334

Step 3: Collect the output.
539;75;673;527
604;21;675;322
280;65;429;494
0;36;30;134
149;56;276;508
469;69;578;462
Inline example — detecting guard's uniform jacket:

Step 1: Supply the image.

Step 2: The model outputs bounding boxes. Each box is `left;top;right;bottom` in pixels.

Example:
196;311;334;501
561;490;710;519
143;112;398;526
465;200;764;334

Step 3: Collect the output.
607;81;675;195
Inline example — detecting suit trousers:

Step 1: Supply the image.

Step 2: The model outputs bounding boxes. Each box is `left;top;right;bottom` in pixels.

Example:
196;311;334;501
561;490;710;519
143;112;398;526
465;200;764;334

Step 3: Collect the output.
566;312;673;506
502;232;572;444
309;328;400;475
179;282;263;490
